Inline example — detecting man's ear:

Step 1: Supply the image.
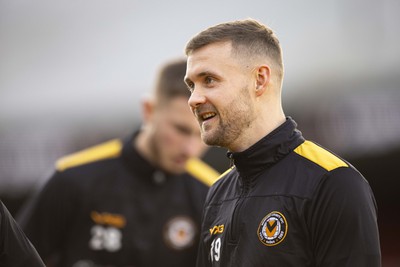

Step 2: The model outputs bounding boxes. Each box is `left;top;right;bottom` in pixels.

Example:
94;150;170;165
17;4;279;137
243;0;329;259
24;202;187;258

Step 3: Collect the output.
255;65;271;96
141;98;155;125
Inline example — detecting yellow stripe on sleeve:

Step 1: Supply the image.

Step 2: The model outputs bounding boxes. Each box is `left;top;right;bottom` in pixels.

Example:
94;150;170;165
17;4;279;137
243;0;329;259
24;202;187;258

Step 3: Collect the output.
56;139;123;171
294;140;348;171
185;158;221;187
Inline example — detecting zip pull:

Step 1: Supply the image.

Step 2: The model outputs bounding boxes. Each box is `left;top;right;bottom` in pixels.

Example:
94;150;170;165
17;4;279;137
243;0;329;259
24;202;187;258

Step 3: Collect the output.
227;151;234;167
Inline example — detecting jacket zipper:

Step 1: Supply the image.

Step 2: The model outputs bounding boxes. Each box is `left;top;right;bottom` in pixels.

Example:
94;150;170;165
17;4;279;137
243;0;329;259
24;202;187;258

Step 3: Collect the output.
229;176;251;243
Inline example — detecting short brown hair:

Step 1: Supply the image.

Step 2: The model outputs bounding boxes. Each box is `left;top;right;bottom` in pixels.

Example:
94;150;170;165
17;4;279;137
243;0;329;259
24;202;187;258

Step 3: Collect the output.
185;19;283;80
153;58;189;104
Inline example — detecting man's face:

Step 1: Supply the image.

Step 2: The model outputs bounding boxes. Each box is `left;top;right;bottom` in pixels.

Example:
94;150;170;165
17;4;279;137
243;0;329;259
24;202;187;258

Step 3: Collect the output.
148;96;208;174
185;41;257;151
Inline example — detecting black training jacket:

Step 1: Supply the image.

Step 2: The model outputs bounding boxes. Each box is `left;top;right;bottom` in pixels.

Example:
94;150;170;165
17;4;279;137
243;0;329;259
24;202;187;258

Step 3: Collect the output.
0;200;45;267
196;117;381;267
18;133;219;267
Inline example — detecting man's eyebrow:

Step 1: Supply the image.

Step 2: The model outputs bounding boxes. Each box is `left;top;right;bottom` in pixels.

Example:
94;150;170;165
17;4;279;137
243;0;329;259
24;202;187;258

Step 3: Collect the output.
185;71;215;84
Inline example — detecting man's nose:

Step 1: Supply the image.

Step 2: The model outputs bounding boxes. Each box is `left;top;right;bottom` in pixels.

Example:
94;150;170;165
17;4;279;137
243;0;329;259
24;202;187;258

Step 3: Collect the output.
188;88;206;109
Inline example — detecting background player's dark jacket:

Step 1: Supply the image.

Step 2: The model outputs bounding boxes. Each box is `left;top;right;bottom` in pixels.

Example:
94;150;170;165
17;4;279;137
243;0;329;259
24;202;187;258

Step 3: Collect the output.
197;117;381;267
0;200;45;267
18;133;219;267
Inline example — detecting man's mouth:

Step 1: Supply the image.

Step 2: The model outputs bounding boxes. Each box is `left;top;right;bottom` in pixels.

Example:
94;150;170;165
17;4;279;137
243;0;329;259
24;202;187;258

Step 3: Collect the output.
201;112;216;121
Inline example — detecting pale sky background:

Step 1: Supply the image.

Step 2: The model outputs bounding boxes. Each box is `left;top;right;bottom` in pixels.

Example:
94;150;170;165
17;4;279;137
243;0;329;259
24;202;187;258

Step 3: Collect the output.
1;0;399;125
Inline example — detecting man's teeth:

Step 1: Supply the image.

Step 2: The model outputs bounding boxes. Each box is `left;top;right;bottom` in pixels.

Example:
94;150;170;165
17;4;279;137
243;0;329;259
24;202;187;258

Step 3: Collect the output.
202;113;215;120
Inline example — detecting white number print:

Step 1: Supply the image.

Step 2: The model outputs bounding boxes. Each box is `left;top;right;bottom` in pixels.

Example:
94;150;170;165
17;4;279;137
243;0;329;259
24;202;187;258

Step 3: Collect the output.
89;225;122;252
210;237;221;262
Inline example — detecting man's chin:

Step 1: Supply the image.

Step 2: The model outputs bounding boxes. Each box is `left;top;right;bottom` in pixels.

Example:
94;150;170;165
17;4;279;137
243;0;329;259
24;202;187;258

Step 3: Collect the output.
165;163;187;175
201;133;220;147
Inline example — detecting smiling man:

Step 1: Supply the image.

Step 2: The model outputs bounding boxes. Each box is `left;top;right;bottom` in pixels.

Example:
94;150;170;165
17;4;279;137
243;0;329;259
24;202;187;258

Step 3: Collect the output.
184;19;381;267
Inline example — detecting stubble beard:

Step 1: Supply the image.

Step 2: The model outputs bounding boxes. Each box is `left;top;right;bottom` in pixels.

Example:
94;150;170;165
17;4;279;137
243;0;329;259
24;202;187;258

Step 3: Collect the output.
201;86;254;149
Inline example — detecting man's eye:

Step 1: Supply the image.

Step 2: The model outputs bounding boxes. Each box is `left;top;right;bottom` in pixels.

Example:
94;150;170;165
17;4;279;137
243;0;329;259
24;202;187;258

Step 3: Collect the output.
186;82;195;92
175;124;191;135
205;76;214;84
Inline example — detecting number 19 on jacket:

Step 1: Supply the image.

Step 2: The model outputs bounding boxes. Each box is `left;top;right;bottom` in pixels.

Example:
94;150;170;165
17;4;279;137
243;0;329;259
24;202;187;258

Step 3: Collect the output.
210;237;221;262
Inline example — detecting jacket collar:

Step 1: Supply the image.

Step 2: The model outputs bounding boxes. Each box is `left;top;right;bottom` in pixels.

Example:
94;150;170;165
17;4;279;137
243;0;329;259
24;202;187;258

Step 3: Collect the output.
227;117;304;179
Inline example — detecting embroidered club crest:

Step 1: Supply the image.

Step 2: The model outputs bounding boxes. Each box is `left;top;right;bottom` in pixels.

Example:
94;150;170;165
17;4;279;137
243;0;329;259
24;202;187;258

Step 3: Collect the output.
257;211;288;246
163;216;197;250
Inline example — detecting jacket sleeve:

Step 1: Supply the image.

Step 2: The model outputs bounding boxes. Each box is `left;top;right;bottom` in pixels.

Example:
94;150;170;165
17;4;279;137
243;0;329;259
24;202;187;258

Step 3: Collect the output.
308;167;381;267
17;170;78;263
0;200;45;267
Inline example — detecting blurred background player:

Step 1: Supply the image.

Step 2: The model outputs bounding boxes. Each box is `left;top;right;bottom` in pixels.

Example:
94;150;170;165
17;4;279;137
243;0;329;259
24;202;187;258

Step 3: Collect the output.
0;199;45;266
17;58;220;267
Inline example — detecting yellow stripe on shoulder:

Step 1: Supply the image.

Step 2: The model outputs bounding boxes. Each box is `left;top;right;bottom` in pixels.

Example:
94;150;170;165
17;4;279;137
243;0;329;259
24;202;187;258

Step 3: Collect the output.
185;158;221;187
294;140;348;171
56;139;123;172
